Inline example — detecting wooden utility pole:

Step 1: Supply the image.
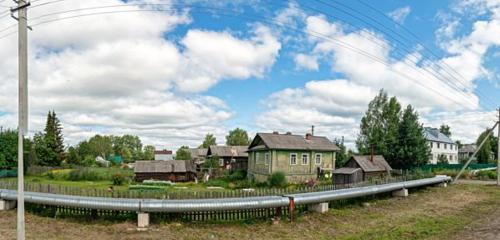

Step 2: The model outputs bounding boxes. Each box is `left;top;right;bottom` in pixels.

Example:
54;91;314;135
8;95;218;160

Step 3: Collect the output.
11;0;30;239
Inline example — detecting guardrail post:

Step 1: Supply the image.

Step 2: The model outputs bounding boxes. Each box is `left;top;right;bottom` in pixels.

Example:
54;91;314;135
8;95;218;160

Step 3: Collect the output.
0;199;17;210
137;212;149;228
392;188;408;197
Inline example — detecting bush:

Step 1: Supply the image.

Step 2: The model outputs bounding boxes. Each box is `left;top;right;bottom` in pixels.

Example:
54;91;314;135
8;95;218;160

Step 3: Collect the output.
68;168;100;181
476;170;497;180
112;173;127;186
268;171;287;188
205;179;229;188
226;170;247;181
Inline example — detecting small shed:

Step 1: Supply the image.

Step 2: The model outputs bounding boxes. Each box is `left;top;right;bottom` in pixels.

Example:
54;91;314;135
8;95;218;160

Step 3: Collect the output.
134;160;196;182
343;155;392;181
332;167;362;185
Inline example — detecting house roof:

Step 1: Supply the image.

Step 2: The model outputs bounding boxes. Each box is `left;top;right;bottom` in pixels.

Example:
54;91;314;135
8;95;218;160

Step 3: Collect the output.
350;155;392;172
249;132;339;151
207;146;248;157
154;150;172;155
423;128;454;144
333;167;361;174
186;148;208;158
134;160;196;173
459;144;476;153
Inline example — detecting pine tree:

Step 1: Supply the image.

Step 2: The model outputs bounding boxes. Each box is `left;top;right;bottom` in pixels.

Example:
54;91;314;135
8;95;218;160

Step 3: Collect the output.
394;105;430;169
36;111;65;166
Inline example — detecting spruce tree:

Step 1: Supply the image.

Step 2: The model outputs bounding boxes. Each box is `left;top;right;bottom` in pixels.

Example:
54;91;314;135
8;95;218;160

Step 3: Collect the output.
394;105;430;169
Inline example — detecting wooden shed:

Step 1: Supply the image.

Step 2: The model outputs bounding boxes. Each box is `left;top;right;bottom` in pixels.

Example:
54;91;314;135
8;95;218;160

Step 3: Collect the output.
134;160;197;182
343;155;392;181
332;167;363;185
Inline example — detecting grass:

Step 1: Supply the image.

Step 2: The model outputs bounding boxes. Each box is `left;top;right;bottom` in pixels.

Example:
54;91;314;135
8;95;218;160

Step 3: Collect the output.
1;183;499;239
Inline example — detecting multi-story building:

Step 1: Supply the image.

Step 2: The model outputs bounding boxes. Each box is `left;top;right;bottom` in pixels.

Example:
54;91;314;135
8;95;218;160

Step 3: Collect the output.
423;127;458;164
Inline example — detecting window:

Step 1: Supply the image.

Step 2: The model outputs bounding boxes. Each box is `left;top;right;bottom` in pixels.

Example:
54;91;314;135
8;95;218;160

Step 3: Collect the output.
219;158;224;167
444;144;447;150
315;153;322;165
255;152;259;164
449;155;452;161
430;142;433;148
265;153;270;165
290;153;297;165
437;143;440;149
301;154;309;165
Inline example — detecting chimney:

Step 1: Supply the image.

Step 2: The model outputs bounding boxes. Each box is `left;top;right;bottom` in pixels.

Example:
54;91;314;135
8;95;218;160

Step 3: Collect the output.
286;132;292;135
311;125;315;136
273;131;279;134
305;133;313;140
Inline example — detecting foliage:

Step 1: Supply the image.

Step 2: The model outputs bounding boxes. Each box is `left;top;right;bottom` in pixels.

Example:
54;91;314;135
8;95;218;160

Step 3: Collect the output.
439;124;452;138
225;128;251;146
202;155;220;169
267;171;287;188
0;128;31;169
393;105;430;169
475;128;492;163
111;134;143;162
334;137;349;168
356;90;429;169
437;154;448;164
476;170;497;180
34;111;65;166
44;167;133;182
490;136;498;160
200;133;217;148
112;173;127;186
175;145;192;160
143;145;155;160
225;170;247;181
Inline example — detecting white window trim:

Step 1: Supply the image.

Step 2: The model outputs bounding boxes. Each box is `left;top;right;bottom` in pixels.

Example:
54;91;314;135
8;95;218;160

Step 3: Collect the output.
265;152;270;165
290;153;297;165
301;153;309;165
219;158;224;167
315;153;322;165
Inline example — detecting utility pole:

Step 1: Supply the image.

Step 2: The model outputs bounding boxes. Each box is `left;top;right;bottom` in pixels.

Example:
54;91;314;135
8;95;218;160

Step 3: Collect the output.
497;108;499;186
11;1;30;239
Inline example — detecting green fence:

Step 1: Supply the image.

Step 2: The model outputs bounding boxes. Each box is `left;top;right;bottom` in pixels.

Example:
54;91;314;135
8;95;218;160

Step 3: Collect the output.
419;163;497;171
0;169;17;178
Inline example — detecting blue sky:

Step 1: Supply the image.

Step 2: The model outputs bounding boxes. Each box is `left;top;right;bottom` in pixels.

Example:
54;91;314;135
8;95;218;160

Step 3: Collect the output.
0;0;498;150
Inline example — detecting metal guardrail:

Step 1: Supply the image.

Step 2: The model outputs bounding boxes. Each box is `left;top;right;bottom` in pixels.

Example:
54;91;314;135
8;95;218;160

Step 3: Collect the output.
0;176;451;212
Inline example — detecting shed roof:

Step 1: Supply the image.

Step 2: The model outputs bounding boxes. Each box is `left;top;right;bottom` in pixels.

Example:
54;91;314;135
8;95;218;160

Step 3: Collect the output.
350;155;392;172
333;167;361;174
424;127;454;144
186;148;208;157
207;146;248;157
134;160;196;173
249;133;339;151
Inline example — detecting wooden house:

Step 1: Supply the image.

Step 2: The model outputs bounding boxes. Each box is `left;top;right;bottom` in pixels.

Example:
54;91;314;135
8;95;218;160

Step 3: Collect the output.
247;132;339;183
207;145;248;171
134;160;197;182
341;155;392;181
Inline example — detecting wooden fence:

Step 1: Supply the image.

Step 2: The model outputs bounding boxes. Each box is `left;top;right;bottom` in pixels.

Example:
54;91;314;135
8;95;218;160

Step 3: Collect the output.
0;174;427;200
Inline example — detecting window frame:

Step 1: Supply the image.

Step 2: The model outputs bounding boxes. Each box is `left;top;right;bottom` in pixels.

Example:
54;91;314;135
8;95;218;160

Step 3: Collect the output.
301;153;309;165
315;153;322;165
290;153;297;165
264;152;270;165
219;158;224;167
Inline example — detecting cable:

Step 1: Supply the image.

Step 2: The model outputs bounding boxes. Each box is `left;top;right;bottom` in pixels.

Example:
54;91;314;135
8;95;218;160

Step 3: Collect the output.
0;2;491;110
344;0;498;109
292;0;490;110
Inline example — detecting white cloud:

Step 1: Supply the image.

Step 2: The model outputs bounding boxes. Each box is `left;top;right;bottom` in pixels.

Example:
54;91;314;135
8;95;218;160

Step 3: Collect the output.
294;53;318;70
387;6;411;24
0;0;280;150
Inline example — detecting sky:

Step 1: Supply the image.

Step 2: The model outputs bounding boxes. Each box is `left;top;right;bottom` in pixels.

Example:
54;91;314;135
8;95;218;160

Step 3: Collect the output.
0;0;498;151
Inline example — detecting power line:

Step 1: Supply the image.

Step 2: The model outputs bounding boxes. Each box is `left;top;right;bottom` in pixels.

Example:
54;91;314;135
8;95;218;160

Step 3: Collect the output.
0;2;493;110
293;0;491;111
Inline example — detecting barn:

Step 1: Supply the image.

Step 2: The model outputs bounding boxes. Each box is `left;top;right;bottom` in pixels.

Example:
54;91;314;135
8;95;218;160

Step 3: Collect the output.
134;160;197;182
334;155;392;183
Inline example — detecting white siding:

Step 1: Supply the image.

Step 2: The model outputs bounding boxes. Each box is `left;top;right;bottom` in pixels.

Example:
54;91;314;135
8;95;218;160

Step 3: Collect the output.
427;140;458;164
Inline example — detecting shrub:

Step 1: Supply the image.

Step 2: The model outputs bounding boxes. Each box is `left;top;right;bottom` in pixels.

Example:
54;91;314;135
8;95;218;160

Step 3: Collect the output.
268;172;287;188
226;170;247;181
205;179;229;188
112;173;127;186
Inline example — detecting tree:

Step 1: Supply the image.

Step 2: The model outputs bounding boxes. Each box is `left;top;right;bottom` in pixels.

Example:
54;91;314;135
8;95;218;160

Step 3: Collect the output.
382;96;402;164
34;111;65;166
437;154;448;164
476;129;492;163
490;136;498;160
200;133;217;148
334;137;348;168
143;145;155;160
439;124;452;138
0;128;18;169
112;135;143;162
356;89;389;155
33;132;58;166
393;105;430;169
175;146;191;160
225;128;251;146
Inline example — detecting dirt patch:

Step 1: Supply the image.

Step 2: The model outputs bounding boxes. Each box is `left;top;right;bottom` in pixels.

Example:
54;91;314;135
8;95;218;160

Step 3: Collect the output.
0;184;498;240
